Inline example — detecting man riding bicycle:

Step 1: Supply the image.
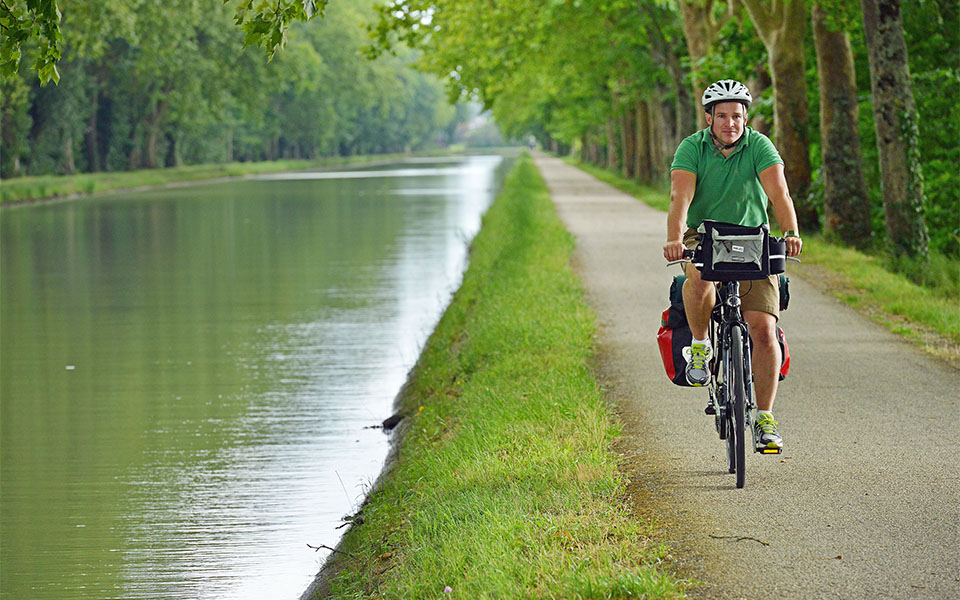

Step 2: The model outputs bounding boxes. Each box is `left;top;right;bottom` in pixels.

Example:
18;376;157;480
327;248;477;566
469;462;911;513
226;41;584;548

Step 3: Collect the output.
662;79;803;451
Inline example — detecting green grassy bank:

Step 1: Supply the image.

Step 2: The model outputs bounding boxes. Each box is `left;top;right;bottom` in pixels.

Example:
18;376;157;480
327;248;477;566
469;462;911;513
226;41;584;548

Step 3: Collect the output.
0;157;349;204
0;148;520;205
315;155;686;599
569;158;960;366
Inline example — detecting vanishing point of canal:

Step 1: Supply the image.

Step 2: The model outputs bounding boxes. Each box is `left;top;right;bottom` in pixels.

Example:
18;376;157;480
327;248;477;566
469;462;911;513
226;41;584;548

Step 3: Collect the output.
0;155;511;599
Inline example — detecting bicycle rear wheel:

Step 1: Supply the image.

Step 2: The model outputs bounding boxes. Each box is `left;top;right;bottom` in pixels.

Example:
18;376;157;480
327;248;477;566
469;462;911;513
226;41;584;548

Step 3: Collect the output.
729;327;747;488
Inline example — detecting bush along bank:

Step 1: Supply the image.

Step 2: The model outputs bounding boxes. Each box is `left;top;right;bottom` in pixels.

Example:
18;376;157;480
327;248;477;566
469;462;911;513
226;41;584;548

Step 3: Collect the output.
312;155;687;598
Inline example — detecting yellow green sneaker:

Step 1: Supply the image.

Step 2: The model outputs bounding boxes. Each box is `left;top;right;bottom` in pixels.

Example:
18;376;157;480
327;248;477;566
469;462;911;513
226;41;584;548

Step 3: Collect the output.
755;412;783;452
683;342;712;386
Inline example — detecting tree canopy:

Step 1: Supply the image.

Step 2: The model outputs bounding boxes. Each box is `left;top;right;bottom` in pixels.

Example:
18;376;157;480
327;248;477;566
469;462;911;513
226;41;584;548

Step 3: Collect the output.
1;0;459;175
1;0;332;85
368;0;957;259
3;0;957;262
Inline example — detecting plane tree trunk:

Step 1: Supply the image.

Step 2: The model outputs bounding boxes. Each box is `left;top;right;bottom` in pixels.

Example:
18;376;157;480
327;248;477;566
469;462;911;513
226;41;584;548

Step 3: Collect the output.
812;3;872;246
860;0;928;259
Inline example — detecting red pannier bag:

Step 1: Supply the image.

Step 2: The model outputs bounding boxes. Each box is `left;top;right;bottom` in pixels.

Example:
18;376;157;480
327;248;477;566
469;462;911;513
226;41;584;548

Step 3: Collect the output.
657;275;791;385
777;325;790;380
657;275;696;387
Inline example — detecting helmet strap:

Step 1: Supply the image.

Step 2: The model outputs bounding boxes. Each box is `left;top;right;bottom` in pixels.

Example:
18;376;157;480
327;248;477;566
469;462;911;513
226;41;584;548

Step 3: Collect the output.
709;126;742;151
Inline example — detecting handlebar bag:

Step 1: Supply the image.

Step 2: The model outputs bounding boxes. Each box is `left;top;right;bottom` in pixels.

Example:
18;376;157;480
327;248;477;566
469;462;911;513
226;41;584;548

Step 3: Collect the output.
694;220;775;281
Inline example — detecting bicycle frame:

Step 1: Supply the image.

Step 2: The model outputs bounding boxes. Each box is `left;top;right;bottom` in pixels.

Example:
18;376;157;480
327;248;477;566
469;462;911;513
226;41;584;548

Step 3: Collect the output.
707;280;756;488
710;281;755;414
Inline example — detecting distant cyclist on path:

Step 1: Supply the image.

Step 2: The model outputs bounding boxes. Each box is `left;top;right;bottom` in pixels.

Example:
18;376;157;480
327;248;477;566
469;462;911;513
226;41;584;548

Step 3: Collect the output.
662;79;803;451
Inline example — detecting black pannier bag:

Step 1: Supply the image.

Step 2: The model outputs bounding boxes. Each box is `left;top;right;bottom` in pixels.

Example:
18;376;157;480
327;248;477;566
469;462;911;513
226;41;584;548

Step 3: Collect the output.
693;220;785;281
778;273;790;311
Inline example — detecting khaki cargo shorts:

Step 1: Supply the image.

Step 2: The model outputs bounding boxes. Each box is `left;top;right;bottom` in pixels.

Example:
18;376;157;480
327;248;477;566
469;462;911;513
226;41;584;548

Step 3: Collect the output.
683;228;780;319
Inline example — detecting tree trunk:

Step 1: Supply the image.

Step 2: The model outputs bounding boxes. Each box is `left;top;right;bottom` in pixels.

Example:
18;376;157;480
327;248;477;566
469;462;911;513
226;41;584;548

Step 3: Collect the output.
144;99;167;169
678;0;736;123
860;0;928;259
164;132;179;167
746;65;772;137
648;100;666;180
636;100;651;182
225;126;234;163
61;132;76;174
86;88;101;172
128;124;142;170
145;127;160;169
643;4;697;139
621;104;637;179
812;4;872;246
740;0;815;231
606;119;618;171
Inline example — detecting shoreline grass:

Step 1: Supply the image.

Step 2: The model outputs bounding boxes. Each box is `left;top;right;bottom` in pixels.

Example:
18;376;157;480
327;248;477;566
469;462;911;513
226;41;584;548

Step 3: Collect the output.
0;147;522;205
565;157;960;366
315;155;687;598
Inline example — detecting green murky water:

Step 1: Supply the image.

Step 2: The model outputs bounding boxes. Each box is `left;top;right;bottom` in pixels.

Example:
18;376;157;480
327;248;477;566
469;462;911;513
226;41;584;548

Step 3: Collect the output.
0;155;509;599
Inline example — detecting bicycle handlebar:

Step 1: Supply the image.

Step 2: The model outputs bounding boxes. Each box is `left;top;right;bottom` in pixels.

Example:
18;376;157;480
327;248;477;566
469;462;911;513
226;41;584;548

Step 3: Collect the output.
665;249;695;267
664;251;800;268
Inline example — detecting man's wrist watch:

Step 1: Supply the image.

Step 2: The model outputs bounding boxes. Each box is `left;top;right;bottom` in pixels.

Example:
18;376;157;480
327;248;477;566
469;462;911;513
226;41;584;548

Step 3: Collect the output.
783;230;800;238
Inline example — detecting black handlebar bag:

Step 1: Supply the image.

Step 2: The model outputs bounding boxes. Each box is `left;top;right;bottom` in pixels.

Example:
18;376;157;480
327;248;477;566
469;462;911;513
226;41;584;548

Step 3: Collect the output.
693;220;784;281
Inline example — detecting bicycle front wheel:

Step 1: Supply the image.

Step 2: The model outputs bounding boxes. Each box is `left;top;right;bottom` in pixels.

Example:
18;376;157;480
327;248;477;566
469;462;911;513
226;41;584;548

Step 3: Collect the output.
729;327;747;489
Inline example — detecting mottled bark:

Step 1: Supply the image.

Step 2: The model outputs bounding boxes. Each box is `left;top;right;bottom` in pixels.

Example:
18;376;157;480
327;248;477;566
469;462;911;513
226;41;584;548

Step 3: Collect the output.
746;66;772;136
861;0;928;258
648;100;666;180
678;1;735;119
643;3;697;139
740;0;815;231
812;4;871;246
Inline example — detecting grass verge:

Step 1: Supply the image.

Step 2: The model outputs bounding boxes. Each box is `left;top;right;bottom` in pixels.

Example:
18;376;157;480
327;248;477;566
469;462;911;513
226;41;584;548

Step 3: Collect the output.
317;155;687;599
0;148;522;205
564;157;960;367
0;157;355;204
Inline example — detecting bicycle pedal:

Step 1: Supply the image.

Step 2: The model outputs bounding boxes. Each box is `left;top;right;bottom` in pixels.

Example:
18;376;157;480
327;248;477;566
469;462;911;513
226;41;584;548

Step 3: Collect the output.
757;446;782;455
704;404;716;415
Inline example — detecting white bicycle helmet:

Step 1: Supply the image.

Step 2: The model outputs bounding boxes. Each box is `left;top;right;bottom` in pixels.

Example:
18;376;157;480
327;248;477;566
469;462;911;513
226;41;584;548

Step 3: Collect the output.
701;79;752;110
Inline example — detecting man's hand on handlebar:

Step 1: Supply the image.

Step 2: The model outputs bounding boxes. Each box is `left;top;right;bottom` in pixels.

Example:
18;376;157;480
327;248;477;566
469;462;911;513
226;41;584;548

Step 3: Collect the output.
786;235;802;257
663;240;686;262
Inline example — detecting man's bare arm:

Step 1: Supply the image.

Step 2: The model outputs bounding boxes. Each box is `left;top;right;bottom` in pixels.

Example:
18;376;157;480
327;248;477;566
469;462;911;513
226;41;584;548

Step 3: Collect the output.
758;163;803;257
664;169;697;261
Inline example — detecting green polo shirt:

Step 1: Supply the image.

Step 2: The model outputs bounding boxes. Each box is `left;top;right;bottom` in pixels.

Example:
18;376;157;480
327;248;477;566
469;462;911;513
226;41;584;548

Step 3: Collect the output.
670;127;783;228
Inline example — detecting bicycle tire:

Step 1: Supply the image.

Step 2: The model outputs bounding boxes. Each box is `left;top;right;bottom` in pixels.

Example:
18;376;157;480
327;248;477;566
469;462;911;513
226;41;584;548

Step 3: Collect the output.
730;327;747;488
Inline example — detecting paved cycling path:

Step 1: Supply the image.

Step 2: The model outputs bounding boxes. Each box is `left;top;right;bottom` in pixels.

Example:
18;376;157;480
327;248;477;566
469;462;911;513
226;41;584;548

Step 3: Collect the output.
533;155;959;600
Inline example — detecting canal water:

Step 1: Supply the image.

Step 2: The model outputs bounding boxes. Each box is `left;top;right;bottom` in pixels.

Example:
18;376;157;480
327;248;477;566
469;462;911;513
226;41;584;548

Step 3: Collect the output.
0;155;511;599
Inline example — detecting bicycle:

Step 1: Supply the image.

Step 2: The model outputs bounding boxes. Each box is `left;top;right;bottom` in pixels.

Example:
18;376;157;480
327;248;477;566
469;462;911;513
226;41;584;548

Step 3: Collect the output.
667;221;797;489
